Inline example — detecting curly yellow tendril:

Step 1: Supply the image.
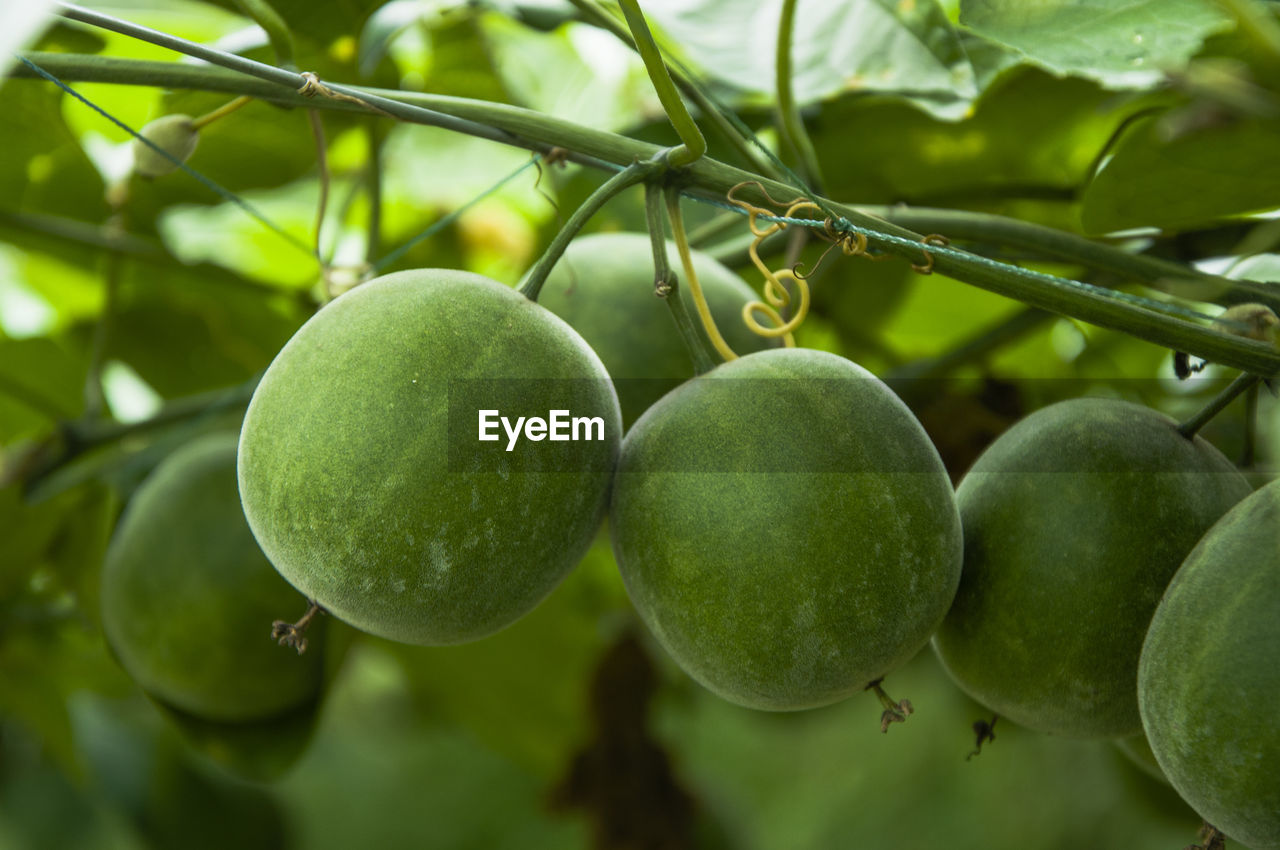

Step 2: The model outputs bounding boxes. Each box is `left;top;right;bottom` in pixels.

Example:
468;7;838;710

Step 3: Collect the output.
726;183;814;347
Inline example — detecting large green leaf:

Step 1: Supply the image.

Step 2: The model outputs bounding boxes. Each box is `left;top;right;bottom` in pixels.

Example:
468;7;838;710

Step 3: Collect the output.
0;335;89;440
645;0;978;115
1081;114;1280;233
103;259;308;398
812;66;1158;205
0;81;107;223
959;0;1233;88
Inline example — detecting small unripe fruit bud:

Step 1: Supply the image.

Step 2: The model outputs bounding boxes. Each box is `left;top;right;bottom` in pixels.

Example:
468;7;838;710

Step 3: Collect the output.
133;114;199;178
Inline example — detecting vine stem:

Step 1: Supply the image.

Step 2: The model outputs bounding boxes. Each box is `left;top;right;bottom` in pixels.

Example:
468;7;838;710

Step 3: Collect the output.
775;0;824;190
644;183;717;375
365;120;384;267
13;49;1280;377
565;0;779;180
308;110;330;267
20;376;261;494
517;161;655;301
616;0;705;168
55;4;538;154
83;232;123;420
863;205;1280;314
1177;372;1262;438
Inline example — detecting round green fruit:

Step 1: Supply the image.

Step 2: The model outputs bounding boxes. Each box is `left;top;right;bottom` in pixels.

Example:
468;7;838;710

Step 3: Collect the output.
101;432;325;723
537;232;779;427
238;270;621;646
610;347;962;710
133;114;199;178
933;398;1252;738
1139;478;1280;850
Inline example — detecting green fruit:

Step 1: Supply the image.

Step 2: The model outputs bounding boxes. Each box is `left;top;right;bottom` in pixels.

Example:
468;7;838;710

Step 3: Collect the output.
933;398;1251;738
537;232;780;427
133;114;199;178
238;270;621;646
1139;479;1280;850
101;432;324;723
610;347;962;710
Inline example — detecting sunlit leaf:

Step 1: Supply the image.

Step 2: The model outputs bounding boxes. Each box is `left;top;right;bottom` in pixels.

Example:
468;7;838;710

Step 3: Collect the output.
646;0;978;115
1081;114;1280;233
959;0;1233;88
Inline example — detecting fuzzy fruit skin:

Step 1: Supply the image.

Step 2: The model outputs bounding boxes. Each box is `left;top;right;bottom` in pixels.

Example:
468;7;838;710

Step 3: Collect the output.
238;270;621;646
933;398;1251;738
1139;479;1280;850
101;433;324;723
610;347;962;711
132;114;199;178
537;233;779;428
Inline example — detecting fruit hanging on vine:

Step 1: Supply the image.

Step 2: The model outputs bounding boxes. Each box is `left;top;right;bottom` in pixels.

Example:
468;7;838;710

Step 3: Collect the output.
238;269;622;646
610;347;962;711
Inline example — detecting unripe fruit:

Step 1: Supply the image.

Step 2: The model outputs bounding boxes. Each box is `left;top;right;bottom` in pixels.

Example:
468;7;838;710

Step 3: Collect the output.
238;270;621;645
132;114;199;178
933;398;1252;738
537;232;779;427
101;433;325;723
610;347;962;710
1139;479;1280;850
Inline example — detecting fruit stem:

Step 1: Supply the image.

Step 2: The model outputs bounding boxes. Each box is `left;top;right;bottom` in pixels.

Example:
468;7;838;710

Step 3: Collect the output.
271;600;325;655
775;0;824;192
231;0;296;68
615;0;706;168
190;95;252;131
518;160;654;302
307;109;331;281
866;678;914;733
365;120;384;267
665;185;738;362
1187;821;1226;850
1176;372;1262;439
966;714;998;761
644;183;717;375
83;214;126;420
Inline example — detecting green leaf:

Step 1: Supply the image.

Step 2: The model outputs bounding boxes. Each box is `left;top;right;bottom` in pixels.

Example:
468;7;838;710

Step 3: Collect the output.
0;335;89;439
103;260;308;398
959;0;1233;88
483;13;653;130
0;81;107;223
1080;114;1280;234
0;484;69;600
646;0;978;114
813;66;1157;205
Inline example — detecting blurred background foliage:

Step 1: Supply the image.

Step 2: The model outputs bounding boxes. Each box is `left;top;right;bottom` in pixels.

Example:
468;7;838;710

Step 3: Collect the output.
2;0;1278;847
